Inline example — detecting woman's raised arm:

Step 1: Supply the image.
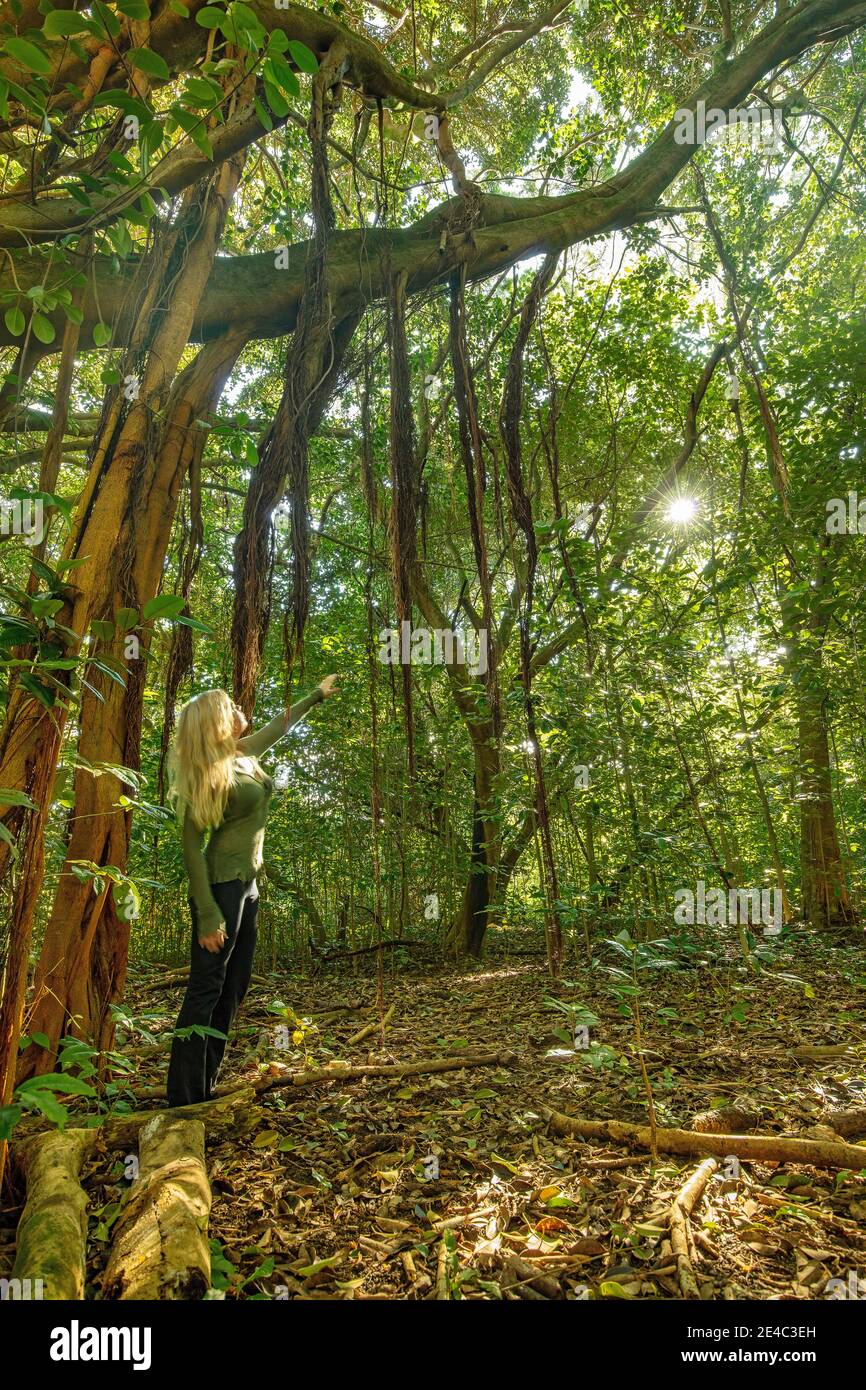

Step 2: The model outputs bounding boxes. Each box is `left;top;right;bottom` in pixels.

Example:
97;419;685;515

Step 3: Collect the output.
236;676;338;758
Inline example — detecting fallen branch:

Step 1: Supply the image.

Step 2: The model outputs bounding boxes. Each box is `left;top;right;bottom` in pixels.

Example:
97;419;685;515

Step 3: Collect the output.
12;1129;95;1299
540;1109;866;1171
790;1044;860;1059
240;1050;512;1094
348;1002;396;1046
435;1240;449;1301
138;971;270;995
316;939;422;960
102;1114;211;1300
312;1004;364;1027
669;1158;717;1299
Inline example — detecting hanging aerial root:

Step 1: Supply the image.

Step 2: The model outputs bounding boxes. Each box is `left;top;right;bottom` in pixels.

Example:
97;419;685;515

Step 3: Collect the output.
12;1128;95;1299
101;1114;212;1300
231;44;356;710
539;1108;866;1170
386;267;422;768
448;267;497;701
669;1158;717;1299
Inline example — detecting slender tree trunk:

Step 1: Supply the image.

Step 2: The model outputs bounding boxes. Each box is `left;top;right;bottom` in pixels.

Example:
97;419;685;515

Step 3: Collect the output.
784;543;854;930
450;738;501;957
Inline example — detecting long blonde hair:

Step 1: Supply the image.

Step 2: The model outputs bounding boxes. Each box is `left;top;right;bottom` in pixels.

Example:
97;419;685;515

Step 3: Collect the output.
169;689;239;831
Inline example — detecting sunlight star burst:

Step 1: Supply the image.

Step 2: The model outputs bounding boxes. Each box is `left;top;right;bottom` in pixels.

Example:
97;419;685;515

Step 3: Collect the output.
666;497;699;525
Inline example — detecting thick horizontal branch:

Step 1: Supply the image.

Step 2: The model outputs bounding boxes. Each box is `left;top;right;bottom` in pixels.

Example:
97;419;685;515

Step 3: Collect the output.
0;0;862;343
0;0;861;249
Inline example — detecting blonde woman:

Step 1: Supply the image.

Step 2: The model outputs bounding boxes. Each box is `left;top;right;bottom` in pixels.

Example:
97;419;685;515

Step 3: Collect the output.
166;676;338;1106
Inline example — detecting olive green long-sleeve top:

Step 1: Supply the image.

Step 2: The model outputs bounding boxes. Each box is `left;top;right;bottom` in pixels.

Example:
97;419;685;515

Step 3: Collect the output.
181;689;324;939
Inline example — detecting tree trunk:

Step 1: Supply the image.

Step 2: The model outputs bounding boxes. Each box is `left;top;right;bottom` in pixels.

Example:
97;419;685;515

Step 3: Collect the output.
20;329;247;1079
798;679;853;928
10;157;248;1081
450;740;501;957
785;543;853;930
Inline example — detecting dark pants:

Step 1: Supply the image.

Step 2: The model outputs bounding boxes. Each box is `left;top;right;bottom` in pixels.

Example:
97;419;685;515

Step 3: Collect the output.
166;879;259;1107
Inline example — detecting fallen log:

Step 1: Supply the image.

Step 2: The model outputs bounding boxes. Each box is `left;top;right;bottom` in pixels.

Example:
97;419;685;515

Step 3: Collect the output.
100;1085;257;1147
239;1049;512;1094
12;1128;95;1300
101;1114;212;1300
540;1109;866;1171
669;1158;717;1299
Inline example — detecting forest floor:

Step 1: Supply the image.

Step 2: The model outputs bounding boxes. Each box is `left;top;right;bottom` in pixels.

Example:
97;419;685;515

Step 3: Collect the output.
5;929;866;1301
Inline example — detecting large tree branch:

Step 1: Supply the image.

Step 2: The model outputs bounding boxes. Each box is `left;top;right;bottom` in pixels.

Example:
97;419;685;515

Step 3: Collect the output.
0;0;863;342
0;0;861;250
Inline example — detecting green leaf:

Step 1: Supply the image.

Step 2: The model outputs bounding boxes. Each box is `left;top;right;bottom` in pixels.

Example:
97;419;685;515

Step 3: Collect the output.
287;41;319;74
172;613;212;633
31;312;55;344
116;0;152;18
143;593;186;620
263;79;289;118
43;12;93;37
3;37;52;74
171;106;213;160
128;48;171;81
0;788;36;809
18;674;55;708
264;54;299;98
19;1090;69;1126
182;76;224;108
91;0;122;38
88;659;128;689
195;5;226;26
4;305;24;336
253;97;272;133
115;607;140;631
92;321;111;346
0;1105;24;1143
17;1071;96;1096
